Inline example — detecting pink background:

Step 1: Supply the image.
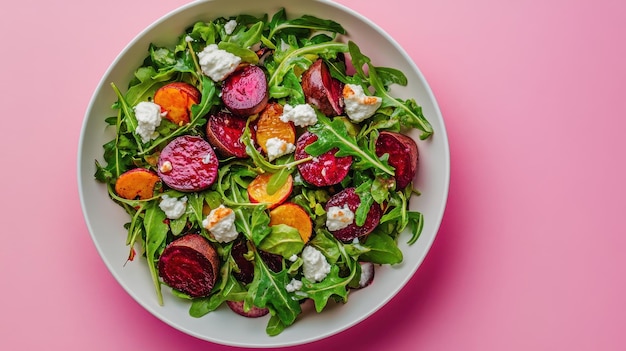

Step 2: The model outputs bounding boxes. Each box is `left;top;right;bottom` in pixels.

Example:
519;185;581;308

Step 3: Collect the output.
2;0;624;350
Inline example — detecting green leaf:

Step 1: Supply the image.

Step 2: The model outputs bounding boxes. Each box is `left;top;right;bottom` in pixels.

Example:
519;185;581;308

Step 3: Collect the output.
218;41;259;64
360;230;403;265
347;41;433;139
266;314;287;336
258;224;305;258
307;114;394;176
248;254;301;327
300;264;352;312
143;201;169;305
268;12;346;39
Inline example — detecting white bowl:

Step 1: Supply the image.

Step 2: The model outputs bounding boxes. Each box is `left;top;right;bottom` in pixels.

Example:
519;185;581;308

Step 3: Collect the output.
77;0;450;347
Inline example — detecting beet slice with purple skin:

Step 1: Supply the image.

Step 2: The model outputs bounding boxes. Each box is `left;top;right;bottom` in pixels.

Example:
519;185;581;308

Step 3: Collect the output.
226;300;270;318
301;59;344;116
295;131;352;187
157;135;218;192
205;111;250;158
375;131;419;189
325;187;382;242
231;238;254;284
221;65;268;117
157;234;220;298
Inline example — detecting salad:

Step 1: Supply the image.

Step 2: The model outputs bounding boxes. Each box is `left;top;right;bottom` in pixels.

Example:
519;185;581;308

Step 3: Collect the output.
94;8;433;336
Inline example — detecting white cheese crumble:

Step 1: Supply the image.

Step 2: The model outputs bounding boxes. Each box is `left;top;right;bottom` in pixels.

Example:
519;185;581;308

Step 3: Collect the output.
285;278;303;292
159;195;187;220
185;35;194;42
265;137;296;161
326;204;354;231
279;103;317;127
359;262;373;287
202;205;239;243
159;160;172;173
197;44;241;81
133;101;163;143
224;20;237;35
342;84;382;122
288;254;298;262
302;246;331;282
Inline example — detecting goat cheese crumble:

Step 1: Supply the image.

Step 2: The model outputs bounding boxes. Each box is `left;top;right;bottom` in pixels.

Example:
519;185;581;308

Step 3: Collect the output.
342;83;382;122
203;205;239;243
133;101;163;143
197;44;241;81
279;103;317;127
159;195;187;220
224;20;237;35
302;246;331;282
326;204;354;231
265;137;296;161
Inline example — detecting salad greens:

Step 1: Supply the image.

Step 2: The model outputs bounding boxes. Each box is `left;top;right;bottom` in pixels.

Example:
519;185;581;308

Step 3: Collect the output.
94;8;431;336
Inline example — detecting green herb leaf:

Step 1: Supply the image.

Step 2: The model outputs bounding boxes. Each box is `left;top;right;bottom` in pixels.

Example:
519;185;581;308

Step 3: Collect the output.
258;224;305;258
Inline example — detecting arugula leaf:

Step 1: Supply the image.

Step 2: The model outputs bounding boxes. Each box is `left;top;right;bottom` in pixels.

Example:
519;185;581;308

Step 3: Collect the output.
301;265;351;312
348;41;433;139
247;254;301;327
306;114;394;176
268;10;346;40
143;201;169;305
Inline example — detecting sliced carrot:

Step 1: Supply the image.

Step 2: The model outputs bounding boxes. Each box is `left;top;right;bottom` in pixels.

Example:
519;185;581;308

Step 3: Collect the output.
247;173;293;209
114;168;160;200
255;102;296;154
269;203;313;243
153;82;201;126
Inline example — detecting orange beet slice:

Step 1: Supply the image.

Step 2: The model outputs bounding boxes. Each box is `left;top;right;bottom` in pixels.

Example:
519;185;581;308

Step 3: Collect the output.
255;102;296;154
114;168;159;200
247;173;293;209
153;82;201;125
269;203;313;243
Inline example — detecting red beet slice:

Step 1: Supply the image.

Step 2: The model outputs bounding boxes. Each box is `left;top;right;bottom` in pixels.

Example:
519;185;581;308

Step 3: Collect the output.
226;300;269;318
301;59;344;116
157;135;218;192
205;111;250;158
295;131;352;187
157;234;220;298
221;65;268;117
325;187;381;242
259;250;283;273
375;131;419;189
231;238;254;284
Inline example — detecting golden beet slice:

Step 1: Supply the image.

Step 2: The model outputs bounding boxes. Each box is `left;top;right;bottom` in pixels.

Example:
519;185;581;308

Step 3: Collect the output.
255;102;296;154
153;82;201;126
269;203;313;243
247;173;293;209
114;168;159;200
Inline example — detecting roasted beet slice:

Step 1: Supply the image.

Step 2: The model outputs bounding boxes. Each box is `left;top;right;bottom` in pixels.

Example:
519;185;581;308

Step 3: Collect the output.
295;131;352;187
226;300;269;318
221;65;268;117
205;111;250;158
157;234;220;298
157;135;218;192
375;131;419;189
259;250;283;273
231;238;254;284
325;187;381;242
301;59;344;116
